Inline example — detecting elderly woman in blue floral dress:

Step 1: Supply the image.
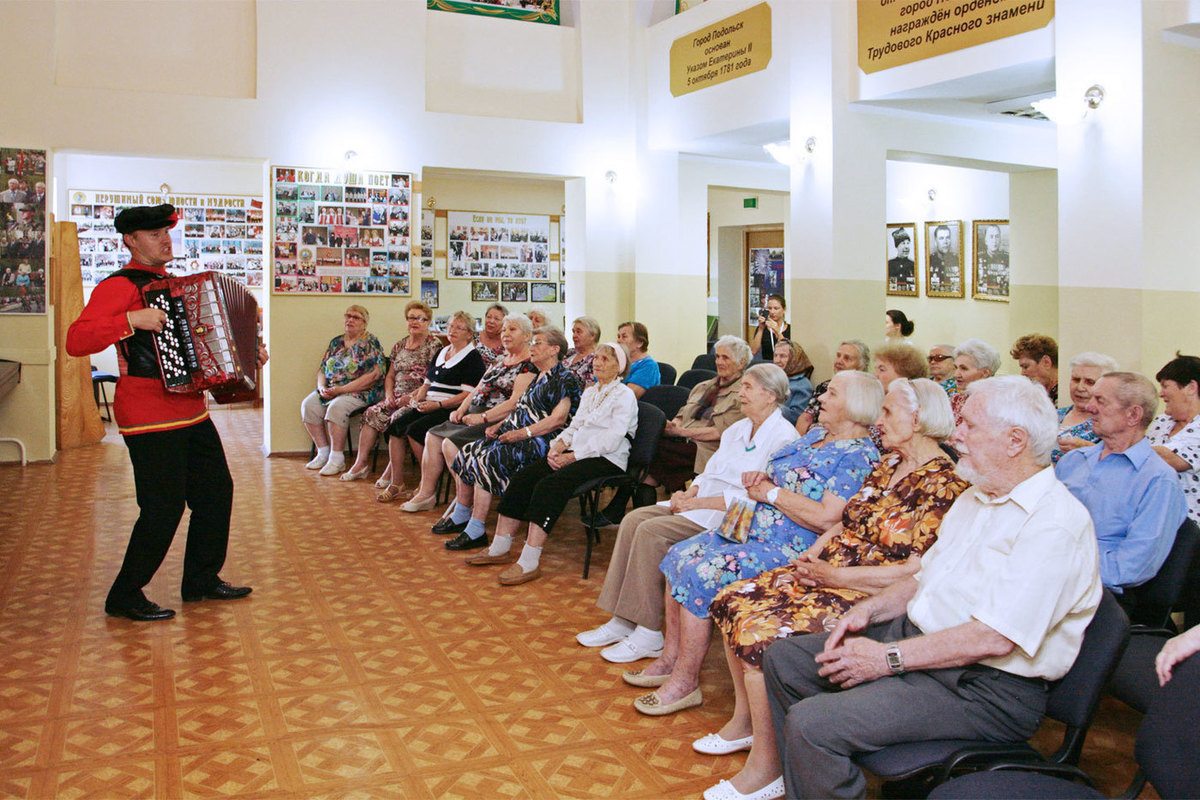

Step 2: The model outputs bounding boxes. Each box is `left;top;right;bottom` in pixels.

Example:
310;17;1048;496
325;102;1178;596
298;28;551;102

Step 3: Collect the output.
1051;352;1117;463
441;327;584;552
301;304;386;476
624;369;885;720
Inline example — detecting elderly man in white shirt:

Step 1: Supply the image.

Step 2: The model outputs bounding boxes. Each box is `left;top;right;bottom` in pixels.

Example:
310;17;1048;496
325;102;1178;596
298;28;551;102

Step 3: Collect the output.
764;375;1102;800
578;363;802;663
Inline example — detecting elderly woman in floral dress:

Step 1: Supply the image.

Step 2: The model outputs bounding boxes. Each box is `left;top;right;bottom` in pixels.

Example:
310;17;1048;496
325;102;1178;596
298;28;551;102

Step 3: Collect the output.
697;378;969;800
301;304;385;476
1051;352;1118;463
341;300;443;484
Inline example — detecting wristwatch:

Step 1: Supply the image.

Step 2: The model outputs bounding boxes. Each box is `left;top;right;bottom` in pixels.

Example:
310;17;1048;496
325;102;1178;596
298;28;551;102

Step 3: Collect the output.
885;644;905;675
766;487;780;505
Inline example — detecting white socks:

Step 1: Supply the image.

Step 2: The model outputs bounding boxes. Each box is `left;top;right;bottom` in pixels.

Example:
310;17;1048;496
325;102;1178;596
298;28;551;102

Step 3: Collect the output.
626;625;665;651
517;544;543;572
488;534;513;557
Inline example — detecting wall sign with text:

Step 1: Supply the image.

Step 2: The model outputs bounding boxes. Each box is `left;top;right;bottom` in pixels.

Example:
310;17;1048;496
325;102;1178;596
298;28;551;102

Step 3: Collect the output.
70;189;264;289
272;166;414;295
669;2;772;97
857;0;1053;75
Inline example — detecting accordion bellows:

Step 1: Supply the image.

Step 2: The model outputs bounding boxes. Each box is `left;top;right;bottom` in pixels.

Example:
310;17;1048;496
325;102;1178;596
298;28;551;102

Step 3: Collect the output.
142;272;258;403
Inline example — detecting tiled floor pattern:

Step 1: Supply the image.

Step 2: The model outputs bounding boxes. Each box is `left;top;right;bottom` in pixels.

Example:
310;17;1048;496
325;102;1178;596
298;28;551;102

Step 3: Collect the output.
0;406;1144;798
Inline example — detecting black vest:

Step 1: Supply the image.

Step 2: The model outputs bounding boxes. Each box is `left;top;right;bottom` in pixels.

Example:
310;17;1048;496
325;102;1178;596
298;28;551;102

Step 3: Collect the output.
100;267;165;379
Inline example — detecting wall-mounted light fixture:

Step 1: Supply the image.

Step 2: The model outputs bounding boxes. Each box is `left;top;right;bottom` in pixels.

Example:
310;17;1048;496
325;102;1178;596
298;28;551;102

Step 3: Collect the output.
803;136;817;155
159;183;171;196
425;196;436;209
604;170;618;185
927;188;937;202
1031;84;1106;124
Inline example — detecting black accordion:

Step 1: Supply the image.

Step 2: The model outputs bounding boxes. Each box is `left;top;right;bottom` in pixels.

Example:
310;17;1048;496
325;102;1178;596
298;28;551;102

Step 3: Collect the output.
141;271;259;403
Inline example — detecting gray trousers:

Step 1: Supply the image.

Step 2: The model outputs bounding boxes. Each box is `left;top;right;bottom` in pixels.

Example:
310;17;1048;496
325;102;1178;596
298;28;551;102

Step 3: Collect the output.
762;616;1048;800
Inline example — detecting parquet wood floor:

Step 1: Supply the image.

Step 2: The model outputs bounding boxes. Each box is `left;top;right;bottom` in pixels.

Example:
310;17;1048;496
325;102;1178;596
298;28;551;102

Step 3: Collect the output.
0;407;1147;798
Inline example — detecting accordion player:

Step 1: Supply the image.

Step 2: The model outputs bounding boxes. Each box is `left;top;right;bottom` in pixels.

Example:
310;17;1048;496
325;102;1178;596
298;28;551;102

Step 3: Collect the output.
141;271;259;403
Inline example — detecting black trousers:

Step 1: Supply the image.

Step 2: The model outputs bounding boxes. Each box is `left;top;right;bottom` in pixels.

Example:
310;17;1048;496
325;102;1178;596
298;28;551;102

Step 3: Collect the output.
110;419;234;605
497;456;623;534
384;407;452;443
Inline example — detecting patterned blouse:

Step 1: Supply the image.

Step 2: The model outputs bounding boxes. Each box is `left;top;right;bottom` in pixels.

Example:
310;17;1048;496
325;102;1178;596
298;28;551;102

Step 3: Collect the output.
1148;413;1200;523
475;336;506;368
563;349;596;386
468;356;538;411
386;335;442;398
319;332;386;405
804;379;830;419
1052;405;1099;464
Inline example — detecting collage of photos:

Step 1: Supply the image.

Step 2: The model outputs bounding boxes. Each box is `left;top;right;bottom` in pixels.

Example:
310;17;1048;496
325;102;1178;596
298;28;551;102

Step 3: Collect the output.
884;219;1011;301
272;167;413;295
0;148;48;314
420;208;434;278
446;211;552;305
69;190;264;288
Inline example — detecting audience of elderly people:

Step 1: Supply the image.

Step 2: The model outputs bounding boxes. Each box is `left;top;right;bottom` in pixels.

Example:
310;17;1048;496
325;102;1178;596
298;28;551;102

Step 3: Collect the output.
1149;354;1200;523
333;301;442;484
1012;333;1059;405
796;340;870;435
1053;351;1118;463
702;378;968;800
397;313;537;511
764;376;1102;800
371;311;485;500
949;337;1001;422
626;369;884;723
563;315;601;386
1056;371;1187;595
302;304;385;476
772;339;814;425
466;342;638;585
576;364;801;665
596;335;751;527
618;321;660;399
440;327;583;552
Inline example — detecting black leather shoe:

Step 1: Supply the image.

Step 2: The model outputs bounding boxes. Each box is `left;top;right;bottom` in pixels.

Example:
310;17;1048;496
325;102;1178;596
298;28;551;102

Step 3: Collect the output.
432;516;468;535
182;580;252;602
582;511;617;529
105;599;176;621
444;531;488;551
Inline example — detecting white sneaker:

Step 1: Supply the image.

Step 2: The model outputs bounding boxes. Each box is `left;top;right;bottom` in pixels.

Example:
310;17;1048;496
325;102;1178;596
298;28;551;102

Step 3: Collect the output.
305;453;329;470
601;636;664;664
319;459;345;476
577;619;635;648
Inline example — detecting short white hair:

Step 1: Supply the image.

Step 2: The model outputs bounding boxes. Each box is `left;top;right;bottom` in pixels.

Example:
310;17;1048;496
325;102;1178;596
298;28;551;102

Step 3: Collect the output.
888;378;956;441
714;335;752;370
744;363;791;405
503;312;533;336
1069;351;1119;373
966;375;1059;466
955;338;1002;376
831;370;885;427
841;340;871;371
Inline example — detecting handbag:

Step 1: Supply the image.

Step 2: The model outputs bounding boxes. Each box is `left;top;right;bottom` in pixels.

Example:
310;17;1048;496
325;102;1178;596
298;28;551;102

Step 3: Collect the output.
715;497;757;544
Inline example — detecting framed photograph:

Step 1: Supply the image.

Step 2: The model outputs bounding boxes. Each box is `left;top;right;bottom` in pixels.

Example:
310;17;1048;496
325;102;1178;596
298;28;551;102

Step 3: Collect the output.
501;280;528;303
924;220;964;298
559;281;565;303
421;279;439;308
471;280;499;302
885;223;918;297
531;281;557;303
972;220;1010;301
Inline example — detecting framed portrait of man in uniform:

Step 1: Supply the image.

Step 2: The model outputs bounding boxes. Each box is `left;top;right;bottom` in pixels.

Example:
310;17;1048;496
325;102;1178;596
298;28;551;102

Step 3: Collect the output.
924;220;964;298
886;222;918;297
972;219;1010;301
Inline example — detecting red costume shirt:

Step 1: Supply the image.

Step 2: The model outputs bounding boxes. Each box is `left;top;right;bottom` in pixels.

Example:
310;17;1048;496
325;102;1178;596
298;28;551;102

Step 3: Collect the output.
66;262;209;436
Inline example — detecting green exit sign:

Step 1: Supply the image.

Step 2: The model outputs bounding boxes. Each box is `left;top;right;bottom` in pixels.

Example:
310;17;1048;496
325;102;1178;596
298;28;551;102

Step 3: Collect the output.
743;197;758;209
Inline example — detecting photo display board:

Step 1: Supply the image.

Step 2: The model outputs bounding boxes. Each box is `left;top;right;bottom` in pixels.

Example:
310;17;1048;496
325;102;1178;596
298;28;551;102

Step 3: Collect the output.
69;189;265;288
272;166;414;295
445;211;552;290
0;148;47;314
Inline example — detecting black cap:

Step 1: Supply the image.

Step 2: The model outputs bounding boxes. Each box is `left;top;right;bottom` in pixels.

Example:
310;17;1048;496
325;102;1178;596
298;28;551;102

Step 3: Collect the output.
891;228;911;245
115;203;178;234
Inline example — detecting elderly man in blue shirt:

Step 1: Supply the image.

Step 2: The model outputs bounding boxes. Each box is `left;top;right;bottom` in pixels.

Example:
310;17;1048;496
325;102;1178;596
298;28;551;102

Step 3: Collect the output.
1055;371;1186;594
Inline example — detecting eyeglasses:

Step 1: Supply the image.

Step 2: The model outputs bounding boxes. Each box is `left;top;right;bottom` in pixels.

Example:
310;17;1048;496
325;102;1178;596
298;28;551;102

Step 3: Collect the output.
405;315;428;322
928;354;953;363
344;314;365;321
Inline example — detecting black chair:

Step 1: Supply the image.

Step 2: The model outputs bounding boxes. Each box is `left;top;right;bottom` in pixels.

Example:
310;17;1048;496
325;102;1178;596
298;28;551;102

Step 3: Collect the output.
676;368;716;390
853;590;1130;796
1107;519;1199;712
928;650;1200;800
91;367;118;421
571;402;666;578
691;353;717;372
657;362;677;386
641;384;690;422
